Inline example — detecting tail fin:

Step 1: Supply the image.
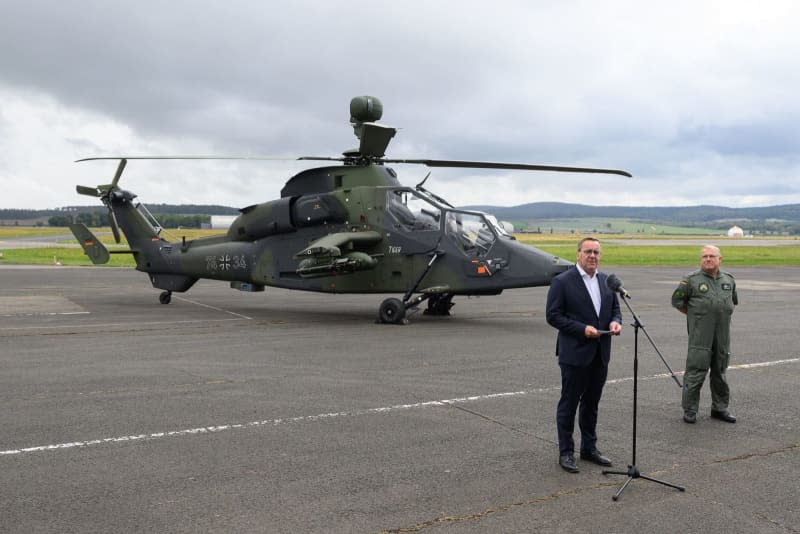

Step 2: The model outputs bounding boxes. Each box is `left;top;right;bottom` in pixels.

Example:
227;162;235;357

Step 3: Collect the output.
70;223;110;264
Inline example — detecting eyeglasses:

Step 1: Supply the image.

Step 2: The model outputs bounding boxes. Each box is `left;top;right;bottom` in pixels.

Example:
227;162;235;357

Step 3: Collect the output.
581;249;601;256
701;255;719;259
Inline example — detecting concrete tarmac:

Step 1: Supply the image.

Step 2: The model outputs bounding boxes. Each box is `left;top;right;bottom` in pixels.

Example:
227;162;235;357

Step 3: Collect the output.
0;265;798;533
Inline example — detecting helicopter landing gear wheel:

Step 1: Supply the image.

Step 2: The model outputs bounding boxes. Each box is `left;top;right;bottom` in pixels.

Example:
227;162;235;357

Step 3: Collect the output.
159;290;172;305
378;297;406;324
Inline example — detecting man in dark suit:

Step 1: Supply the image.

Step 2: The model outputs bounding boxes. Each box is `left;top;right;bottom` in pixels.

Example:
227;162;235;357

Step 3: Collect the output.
546;237;622;473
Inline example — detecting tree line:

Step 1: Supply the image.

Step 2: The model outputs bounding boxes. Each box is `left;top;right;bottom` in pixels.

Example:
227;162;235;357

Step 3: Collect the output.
46;211;211;229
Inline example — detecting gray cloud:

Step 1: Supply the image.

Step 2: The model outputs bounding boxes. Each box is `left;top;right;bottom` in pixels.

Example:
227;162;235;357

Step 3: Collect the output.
675;119;800;158
1;0;799;209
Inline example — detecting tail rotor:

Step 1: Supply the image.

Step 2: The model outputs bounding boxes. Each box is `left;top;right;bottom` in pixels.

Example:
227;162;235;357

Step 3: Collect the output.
75;159;127;244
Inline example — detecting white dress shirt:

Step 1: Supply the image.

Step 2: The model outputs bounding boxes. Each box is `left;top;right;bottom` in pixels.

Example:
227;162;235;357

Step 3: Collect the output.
576;264;601;317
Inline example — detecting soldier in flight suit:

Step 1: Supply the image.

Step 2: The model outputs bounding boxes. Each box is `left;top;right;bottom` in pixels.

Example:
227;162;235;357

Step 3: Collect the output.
671;245;738;424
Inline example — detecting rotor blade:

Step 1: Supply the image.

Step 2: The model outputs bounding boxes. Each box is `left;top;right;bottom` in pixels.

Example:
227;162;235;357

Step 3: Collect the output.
76;185;102;197
76;156;292;162
297;156;346;162
108;208;121;244
382;159;633;177
110;158;127;188
75;155;632;177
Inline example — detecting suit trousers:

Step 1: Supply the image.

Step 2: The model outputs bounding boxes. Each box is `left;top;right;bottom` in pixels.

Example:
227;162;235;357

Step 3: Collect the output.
556;349;608;456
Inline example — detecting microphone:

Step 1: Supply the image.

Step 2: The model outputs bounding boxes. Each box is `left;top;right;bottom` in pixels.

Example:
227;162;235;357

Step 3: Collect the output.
606;273;631;299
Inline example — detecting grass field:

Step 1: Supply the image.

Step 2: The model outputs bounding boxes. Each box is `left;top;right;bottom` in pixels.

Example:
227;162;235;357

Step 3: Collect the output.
0;227;226;266
0;226;224;241
515;234;800;266
518;218;718;235
0;226;78;238
1;227;799;267
528;244;800;266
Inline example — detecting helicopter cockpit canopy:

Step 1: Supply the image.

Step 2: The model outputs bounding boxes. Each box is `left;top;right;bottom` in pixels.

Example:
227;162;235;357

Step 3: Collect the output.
483;213;512;237
444;211;496;257
386;189;442;232
386;188;499;257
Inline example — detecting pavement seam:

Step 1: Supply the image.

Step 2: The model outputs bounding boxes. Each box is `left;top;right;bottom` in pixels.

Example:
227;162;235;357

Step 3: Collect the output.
447;403;556;446
377;445;800;534
704;442;799;465
666;443;800;534
375;481;621;534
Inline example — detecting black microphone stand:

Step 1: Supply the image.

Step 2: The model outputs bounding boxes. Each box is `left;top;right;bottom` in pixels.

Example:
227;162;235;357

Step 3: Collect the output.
603;290;685;501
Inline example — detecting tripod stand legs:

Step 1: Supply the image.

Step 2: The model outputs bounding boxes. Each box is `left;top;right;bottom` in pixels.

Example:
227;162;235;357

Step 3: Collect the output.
605;297;686;501
603;464;685;501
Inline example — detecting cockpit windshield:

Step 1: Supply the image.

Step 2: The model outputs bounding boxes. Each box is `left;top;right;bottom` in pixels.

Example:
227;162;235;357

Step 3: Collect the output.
484;213;511;237
444;211;497;257
386;188;500;257
386;189;442;231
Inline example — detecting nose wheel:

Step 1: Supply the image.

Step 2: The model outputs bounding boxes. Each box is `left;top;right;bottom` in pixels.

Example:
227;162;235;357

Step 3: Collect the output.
159;290;172;304
378;297;406;324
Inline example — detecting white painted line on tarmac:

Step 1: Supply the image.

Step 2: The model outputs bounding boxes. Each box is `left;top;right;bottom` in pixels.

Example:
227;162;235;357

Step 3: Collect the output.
729;358;800;370
0;311;90;318
174;295;253;320
0;317;247;332
1;357;797;457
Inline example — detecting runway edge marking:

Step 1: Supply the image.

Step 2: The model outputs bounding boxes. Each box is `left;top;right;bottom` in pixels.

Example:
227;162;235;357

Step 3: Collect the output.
2;357;797;457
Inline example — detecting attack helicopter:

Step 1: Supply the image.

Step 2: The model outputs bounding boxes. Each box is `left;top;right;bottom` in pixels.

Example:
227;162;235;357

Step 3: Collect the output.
70;96;631;324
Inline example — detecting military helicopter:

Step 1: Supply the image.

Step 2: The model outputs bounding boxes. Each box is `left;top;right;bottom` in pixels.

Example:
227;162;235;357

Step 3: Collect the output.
70;96;631;324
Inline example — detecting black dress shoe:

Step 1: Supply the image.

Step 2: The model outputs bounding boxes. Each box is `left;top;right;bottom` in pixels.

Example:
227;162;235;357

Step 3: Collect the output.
683;411;697;424
579;450;613;467
559;455;579;473
710;410;737;423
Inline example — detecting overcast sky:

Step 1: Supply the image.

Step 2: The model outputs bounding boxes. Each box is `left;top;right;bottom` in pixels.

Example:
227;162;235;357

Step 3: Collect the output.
1;0;799;210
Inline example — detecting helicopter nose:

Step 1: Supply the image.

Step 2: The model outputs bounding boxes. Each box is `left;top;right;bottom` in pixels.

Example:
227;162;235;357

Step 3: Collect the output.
498;239;571;287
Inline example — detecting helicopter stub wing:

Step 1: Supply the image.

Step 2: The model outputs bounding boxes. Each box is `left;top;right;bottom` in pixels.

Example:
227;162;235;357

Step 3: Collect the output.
293;230;383;259
420;285;450;294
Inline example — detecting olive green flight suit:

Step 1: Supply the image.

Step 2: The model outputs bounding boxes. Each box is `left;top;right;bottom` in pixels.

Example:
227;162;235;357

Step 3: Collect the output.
671;270;738;413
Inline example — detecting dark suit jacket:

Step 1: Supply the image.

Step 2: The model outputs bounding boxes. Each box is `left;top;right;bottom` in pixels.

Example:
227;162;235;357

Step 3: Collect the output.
545;266;622;367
